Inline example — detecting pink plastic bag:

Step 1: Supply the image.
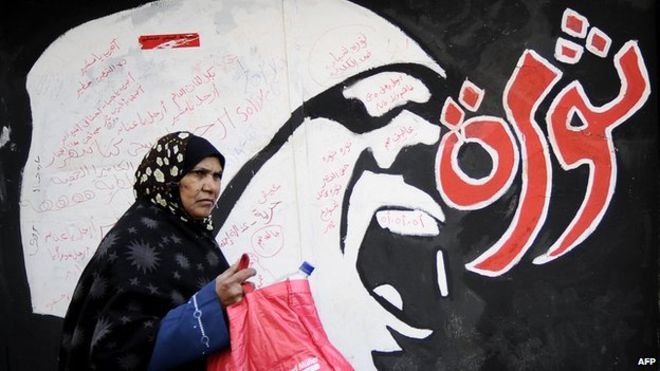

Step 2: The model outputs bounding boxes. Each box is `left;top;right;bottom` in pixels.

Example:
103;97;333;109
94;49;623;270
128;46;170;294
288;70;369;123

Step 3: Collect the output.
207;254;353;371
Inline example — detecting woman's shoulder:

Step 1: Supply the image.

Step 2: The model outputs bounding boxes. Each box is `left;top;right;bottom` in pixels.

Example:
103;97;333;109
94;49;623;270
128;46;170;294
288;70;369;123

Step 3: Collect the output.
110;199;170;230
91;200;167;255
101;199;213;252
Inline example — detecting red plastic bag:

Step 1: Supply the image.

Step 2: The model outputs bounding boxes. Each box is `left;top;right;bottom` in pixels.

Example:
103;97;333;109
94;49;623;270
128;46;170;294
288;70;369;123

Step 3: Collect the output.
207;254;353;371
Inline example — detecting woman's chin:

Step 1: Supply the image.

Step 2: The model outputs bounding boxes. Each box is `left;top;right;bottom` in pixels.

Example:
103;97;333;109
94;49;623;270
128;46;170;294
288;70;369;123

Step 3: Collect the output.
188;208;213;219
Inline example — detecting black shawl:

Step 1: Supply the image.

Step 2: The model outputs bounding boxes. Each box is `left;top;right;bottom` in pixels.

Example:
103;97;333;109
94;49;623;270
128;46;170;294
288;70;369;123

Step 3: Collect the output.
58;132;229;370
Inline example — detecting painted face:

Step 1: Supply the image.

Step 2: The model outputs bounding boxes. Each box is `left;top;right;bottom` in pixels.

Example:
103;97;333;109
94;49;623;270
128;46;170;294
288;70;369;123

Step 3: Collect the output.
210;66;484;367
179;156;223;219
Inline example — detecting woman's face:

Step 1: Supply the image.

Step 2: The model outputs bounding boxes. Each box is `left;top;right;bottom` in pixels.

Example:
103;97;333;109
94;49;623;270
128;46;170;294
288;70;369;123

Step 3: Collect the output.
179;156;223;219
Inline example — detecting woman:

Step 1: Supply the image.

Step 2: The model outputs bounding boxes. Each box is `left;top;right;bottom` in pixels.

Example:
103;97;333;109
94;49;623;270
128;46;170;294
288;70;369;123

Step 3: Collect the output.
58;131;255;370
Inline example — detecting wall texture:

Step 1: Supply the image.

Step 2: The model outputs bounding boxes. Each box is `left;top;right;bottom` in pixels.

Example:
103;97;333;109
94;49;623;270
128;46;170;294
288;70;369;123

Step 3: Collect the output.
0;0;657;370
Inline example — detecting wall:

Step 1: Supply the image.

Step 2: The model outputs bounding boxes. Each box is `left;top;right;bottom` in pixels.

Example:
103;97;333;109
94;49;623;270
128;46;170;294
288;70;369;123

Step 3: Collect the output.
0;0;657;370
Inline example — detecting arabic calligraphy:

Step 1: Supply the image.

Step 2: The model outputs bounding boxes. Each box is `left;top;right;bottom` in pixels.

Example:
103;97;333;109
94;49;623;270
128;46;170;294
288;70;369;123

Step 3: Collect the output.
326;32;372;78
434;36;650;276
79;38;121;75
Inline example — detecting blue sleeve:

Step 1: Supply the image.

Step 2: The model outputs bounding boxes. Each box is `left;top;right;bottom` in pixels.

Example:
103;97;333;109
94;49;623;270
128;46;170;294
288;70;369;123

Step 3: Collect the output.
147;281;229;370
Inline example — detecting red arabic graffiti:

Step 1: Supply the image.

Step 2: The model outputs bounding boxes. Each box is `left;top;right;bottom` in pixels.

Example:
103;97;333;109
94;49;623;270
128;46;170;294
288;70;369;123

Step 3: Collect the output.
465;50;562;276
437;116;519;209
538;41;650;264
436;32;650;276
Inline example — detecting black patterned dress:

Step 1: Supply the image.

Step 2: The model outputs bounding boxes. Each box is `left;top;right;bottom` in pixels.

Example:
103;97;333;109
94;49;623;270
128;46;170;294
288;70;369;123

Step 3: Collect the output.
59;132;230;370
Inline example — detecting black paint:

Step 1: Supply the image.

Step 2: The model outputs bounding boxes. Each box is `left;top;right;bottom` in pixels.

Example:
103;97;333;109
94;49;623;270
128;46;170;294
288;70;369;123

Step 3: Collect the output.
0;1;657;370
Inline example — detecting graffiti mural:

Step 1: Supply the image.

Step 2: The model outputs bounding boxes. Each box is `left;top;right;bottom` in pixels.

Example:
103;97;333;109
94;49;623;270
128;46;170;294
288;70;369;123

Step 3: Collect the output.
1;0;657;369
208;9;652;367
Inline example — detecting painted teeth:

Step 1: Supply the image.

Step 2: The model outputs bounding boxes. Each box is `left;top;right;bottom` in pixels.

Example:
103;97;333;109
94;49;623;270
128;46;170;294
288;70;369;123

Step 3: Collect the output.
372;250;449;312
369;248;448;343
375;209;440;236
373;284;403;310
437;250;449;297
372;282;433;340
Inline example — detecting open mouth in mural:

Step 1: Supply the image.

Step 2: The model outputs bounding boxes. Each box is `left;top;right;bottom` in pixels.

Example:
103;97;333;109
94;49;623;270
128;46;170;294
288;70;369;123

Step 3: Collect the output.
367;207;449;324
344;170;447;344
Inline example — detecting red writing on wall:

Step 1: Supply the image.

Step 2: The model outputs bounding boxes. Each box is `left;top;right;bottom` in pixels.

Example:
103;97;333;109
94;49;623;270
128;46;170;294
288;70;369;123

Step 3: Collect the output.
436;34;650;276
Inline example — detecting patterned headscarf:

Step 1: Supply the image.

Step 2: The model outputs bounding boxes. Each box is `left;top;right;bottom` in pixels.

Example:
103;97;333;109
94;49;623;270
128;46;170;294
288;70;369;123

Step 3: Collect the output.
133;131;224;231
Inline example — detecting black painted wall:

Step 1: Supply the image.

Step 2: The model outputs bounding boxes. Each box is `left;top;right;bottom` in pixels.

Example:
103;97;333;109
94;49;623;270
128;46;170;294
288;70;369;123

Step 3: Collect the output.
1;1;657;370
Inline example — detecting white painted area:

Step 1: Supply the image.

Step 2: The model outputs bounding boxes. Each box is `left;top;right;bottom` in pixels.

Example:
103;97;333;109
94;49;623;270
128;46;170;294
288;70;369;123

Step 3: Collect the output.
363;109;441;169
0;126;10;148
20;0;442;369
373;284;403;310
376;209;440;236
343;72;432;117
436;250;449;297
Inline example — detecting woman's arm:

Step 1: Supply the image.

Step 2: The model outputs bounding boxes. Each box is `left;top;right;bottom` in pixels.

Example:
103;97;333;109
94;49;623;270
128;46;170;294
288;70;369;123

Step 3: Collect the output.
147;281;229;370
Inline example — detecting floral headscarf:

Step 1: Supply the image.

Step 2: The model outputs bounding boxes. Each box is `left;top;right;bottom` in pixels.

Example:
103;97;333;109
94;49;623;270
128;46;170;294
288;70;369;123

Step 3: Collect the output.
133;131;224;231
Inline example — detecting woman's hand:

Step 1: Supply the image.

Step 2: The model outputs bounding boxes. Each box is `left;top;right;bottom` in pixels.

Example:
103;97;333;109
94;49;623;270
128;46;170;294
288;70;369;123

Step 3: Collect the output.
214;258;257;306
